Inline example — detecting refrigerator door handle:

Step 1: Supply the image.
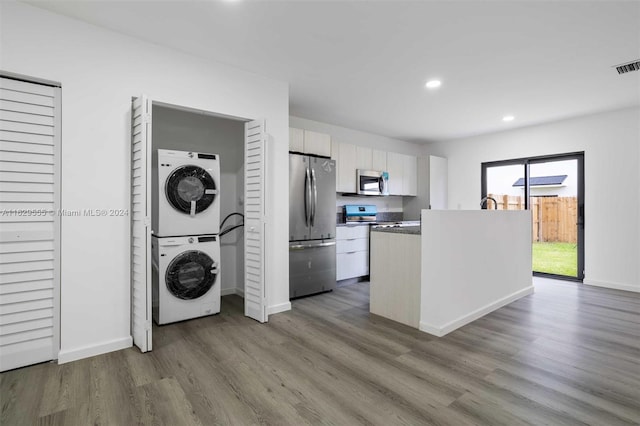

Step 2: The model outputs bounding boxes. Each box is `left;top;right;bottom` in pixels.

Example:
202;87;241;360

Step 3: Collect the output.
305;166;311;226
311;168;317;226
289;241;336;250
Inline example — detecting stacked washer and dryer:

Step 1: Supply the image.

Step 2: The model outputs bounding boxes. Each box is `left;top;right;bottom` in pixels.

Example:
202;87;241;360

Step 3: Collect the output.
152;149;222;325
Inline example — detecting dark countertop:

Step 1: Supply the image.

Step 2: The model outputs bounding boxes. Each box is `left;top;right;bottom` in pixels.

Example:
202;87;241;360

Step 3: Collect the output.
371;225;421;235
337;220;420;228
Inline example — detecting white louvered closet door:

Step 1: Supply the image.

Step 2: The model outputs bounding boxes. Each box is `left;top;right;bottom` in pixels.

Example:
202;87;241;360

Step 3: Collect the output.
0;77;61;371
131;95;152;352
244;119;267;323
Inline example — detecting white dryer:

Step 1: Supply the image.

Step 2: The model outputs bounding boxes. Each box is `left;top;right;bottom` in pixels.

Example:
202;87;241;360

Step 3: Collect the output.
153;149;220;237
152;235;221;325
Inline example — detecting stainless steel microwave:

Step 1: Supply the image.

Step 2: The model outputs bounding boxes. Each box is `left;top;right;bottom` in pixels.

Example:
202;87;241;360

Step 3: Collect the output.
356;169;389;196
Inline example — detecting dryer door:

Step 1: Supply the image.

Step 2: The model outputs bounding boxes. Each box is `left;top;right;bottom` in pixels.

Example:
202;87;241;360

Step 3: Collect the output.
165;165;217;216
165;250;218;300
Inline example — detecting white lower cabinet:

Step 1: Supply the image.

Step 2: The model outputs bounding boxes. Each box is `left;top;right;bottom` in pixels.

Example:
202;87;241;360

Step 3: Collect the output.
336;225;370;281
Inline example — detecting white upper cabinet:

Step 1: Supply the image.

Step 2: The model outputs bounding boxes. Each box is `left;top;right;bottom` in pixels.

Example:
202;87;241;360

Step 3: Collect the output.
372;150;387;172
336;142;357;193
303;130;331;157
289;127;331;157
327;137;417;196
331;140;340;161
355;146;372;170
289;127;304;153
386;152;404;195
387;152;417;196
429;155;448;209
403;154;417;196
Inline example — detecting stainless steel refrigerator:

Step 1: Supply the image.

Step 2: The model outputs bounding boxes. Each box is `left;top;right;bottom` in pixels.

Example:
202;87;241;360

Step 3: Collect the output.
289;153;337;298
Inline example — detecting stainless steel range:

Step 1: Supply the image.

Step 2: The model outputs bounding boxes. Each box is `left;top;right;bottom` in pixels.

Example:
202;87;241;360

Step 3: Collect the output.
344;204;377;223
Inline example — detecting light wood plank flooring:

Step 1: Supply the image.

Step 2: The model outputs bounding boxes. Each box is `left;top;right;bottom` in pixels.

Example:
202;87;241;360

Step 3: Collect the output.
2;278;640;425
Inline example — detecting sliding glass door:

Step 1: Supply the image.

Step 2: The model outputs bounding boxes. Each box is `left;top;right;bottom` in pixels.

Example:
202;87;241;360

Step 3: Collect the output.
481;153;584;281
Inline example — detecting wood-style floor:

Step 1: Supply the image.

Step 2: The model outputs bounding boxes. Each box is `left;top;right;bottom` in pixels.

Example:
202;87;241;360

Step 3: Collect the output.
2;278;640;425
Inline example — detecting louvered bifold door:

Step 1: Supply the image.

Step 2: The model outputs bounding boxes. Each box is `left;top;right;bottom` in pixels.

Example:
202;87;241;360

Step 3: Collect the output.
244;119;267;323
131;95;152;352
0;77;61;371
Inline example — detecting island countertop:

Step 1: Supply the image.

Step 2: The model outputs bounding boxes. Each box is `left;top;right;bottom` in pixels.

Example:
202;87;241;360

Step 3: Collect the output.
370;225;421;235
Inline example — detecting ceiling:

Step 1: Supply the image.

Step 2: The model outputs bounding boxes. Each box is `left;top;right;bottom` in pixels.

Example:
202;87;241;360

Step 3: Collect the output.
27;1;640;143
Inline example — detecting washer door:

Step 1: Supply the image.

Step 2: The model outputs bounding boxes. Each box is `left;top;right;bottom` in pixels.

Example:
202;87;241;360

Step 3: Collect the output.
165;165;217;215
165;250;217;300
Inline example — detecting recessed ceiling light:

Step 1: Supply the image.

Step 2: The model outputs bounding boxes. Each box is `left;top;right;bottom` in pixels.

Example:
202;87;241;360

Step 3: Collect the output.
502;115;515;122
425;80;442;89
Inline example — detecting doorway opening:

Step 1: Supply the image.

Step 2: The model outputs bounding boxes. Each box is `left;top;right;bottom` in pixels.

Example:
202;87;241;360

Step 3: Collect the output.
130;96;267;353
481;152;585;281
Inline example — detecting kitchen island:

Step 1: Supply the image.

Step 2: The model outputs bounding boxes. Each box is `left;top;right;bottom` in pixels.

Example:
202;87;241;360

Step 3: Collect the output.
370;210;533;337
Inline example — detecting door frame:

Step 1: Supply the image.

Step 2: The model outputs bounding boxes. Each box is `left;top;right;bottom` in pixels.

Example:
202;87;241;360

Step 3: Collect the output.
481;151;585;282
130;97;269;352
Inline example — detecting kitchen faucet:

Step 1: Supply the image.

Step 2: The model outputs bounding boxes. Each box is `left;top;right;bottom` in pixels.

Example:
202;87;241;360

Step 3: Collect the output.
480;196;498;209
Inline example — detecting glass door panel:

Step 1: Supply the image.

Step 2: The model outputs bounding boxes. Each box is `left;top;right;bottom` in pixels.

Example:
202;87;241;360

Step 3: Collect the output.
482;153;585;282
529;159;581;279
484;163;526;211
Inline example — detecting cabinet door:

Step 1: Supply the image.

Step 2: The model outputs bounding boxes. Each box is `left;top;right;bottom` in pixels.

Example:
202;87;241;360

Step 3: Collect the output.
337;142;357;193
372;150;387;172
331;140;340;190
403;154;417;196
331;140;340;161
386;152;404;195
289;127;304;153
336;251;368;280
337;225;369;240
303;130;331;157
355;146;372;171
429;155;448;209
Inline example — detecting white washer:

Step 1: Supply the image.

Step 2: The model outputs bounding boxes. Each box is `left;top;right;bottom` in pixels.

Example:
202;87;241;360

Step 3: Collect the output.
152;235;221;325
153;149;220;237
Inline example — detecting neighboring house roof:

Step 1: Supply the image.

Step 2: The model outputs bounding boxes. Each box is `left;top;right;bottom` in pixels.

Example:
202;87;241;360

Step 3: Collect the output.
513;175;568;187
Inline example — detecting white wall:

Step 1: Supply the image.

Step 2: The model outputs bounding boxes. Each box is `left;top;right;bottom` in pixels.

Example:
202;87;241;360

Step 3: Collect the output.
289;115;421;215
427;107;640;292
152;106;245;295
1;2;290;362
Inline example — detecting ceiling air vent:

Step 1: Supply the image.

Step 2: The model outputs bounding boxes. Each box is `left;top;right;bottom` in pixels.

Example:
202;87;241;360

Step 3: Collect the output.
614;60;640;75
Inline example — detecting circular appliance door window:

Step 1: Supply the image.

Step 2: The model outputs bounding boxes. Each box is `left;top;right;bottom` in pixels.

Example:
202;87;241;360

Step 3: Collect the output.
165;250;217;300
165;165;216;215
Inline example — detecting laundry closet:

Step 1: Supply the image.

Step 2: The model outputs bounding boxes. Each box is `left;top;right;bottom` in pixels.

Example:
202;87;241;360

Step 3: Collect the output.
131;97;267;352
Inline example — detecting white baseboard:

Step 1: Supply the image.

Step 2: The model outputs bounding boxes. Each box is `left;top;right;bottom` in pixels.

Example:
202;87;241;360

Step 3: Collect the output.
419;285;535;337
267;301;291;315
57;336;132;364
584;279;639;293
221;288;246;297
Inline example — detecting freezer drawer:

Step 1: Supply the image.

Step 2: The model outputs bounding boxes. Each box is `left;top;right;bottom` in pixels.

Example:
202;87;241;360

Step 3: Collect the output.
289;241;336;298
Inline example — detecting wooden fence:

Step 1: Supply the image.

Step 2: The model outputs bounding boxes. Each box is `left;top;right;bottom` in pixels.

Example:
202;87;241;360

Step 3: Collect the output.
488;194;577;243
